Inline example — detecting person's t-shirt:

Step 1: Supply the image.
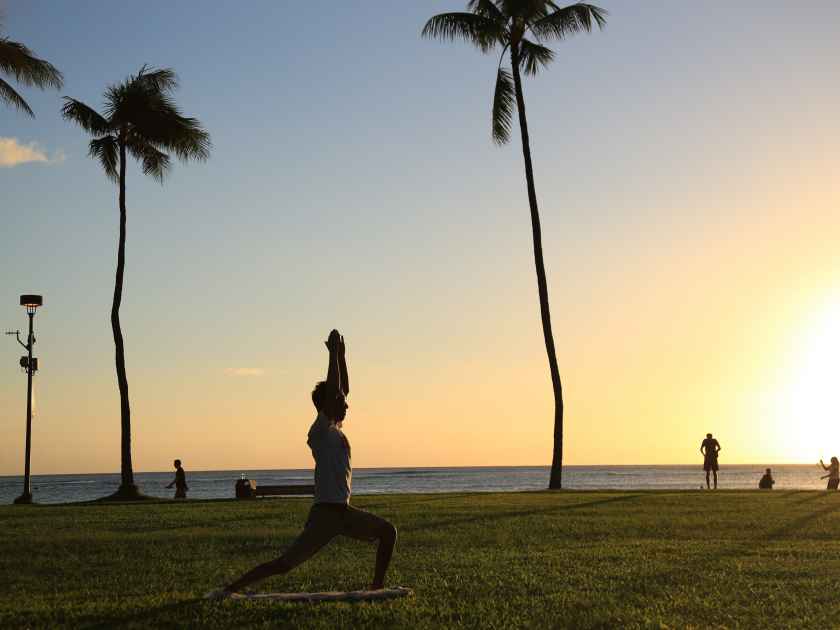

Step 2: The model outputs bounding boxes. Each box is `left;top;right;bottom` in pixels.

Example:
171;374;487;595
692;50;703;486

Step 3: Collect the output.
701;438;720;459
307;411;351;505
829;462;839;481
759;474;774;489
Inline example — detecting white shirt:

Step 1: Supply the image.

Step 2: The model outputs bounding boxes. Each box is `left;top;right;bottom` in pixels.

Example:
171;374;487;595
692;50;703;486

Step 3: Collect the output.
307;411;352;504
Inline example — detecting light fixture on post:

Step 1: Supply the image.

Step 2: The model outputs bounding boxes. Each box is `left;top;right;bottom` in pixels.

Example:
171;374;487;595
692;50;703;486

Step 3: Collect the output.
5;294;43;504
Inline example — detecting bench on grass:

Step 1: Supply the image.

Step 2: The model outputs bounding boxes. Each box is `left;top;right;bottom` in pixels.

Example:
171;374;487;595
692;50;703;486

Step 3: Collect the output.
254;484;315;498
235;478;314;499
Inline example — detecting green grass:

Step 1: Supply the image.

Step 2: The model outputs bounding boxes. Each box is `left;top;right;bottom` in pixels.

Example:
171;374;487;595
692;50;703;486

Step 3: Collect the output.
2;490;840;628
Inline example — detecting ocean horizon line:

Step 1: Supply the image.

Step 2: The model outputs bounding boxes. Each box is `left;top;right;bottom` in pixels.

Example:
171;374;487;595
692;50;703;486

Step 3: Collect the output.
0;462;823;479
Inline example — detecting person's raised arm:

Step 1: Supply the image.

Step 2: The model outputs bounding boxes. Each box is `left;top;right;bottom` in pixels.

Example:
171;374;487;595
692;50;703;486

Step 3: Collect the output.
325;329;341;392
338;335;349;397
821;459;829;471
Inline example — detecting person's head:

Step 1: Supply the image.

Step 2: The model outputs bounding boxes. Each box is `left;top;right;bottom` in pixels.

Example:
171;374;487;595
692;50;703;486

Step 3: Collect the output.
832;457;838;465
706;433;712;439
765;468;771;474
174;459;181;469
311;380;348;422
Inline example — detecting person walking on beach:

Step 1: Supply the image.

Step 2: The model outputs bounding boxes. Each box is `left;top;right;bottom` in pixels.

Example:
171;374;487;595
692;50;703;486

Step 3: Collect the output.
166;459;188;499
820;457;839;490
208;330;397;598
700;433;721;489
758;468;774;490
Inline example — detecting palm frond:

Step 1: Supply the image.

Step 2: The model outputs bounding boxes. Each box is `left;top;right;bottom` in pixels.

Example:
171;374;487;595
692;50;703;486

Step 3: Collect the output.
466;0;505;22
492;66;514;145
127;96;211;161
135;66;178;93
126;137;171;183
0;36;63;89
518;39;554;75
61;98;111;135
422;13;504;52
531;3;607;40
88;135;119;182
498;0;551;21
0;76;33;116
158;115;211;162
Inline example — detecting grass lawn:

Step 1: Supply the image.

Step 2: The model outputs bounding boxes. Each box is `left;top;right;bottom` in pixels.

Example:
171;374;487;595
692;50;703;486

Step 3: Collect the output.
2;490;840;628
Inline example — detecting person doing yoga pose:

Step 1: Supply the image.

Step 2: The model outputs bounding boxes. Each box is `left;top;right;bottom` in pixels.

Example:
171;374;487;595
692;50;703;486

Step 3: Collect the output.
208;330;396;598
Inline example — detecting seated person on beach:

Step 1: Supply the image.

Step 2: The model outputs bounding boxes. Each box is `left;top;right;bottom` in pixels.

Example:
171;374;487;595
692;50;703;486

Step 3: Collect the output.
166;459;188;499
208;330;397;598
820;457;840;490
700;433;721;489
758;468;774;490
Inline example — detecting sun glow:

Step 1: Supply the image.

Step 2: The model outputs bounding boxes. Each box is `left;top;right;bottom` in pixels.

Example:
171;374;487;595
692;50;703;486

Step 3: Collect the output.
778;295;840;460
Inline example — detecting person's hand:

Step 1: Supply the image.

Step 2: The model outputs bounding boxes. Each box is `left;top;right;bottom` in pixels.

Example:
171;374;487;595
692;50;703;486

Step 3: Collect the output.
325;329;340;352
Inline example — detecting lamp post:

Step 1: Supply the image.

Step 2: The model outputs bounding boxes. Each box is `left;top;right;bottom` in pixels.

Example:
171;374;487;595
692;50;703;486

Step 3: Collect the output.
5;294;43;504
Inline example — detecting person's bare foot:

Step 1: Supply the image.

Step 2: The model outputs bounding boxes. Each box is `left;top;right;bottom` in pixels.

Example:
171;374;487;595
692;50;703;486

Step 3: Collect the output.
369;583;384;591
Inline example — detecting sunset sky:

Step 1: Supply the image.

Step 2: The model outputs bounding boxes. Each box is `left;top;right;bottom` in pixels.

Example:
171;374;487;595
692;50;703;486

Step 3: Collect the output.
1;1;839;475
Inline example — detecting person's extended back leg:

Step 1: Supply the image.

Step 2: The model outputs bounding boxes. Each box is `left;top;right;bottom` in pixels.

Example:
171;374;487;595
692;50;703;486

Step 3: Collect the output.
222;509;337;594
341;506;397;589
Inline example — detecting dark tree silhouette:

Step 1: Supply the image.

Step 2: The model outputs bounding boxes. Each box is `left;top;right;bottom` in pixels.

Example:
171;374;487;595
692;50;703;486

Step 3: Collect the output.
423;1;606;488
0;25;63;116
62;67;210;499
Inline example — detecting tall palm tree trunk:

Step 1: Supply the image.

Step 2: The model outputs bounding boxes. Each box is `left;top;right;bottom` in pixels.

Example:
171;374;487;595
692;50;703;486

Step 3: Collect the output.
510;44;565;489
113;139;137;498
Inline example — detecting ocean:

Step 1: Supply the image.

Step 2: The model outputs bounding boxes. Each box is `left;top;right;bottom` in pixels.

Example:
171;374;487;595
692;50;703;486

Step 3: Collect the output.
0;465;830;504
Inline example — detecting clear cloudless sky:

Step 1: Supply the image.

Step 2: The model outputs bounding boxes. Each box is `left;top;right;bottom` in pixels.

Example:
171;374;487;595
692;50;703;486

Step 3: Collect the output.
1;1;839;474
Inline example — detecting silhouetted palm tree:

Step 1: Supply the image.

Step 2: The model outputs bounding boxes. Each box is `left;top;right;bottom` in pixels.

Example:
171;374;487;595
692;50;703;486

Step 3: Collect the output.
62;67;210;499
0;26;63;116
423;1;606;488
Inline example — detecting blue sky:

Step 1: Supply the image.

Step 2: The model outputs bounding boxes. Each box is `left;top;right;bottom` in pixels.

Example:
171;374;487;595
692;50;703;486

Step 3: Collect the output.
2;2;840;473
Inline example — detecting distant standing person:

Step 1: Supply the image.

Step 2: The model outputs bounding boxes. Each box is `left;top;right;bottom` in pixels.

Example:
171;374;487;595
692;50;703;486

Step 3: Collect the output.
758;468;774;490
700;433;721;489
820;457;839;490
167;459;188;499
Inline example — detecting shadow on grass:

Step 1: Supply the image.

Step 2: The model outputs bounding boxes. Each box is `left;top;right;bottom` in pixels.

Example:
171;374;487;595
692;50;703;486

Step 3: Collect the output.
79;598;203;630
786;491;830;505
607;495;840;621
762;499;840;540
402;494;645;533
359;493;483;511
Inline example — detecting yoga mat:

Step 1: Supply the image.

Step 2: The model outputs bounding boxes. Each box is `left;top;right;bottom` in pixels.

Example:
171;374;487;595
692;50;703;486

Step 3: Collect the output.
230;586;413;602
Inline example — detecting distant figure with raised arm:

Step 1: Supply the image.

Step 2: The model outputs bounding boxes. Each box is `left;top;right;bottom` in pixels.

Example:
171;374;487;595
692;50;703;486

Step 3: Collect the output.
700;433;721;489
208;330;397;598
758;468;774;490
820;457;839;490
166;459;188;499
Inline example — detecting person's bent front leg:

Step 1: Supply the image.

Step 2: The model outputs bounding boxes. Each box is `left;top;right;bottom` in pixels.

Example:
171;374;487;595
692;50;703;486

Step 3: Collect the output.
342;506;397;590
371;520;397;590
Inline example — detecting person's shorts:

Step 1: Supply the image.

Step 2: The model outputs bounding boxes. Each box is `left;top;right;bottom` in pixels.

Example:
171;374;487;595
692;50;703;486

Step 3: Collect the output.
703;458;719;472
828;479;839;491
